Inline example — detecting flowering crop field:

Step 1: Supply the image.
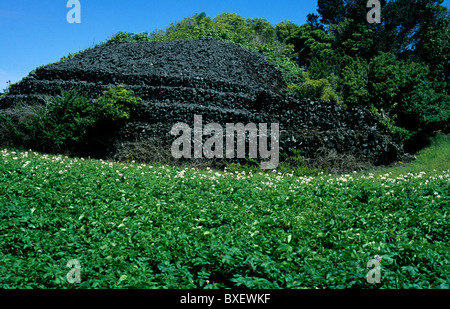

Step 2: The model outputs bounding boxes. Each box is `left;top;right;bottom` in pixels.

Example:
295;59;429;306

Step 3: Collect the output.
0;145;448;289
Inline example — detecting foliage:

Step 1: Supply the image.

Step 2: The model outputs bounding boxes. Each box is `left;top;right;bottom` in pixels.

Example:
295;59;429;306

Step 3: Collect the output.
335;51;449;143
107;32;151;44
90;85;142;121
0;86;142;154
44;90;93;151
370;107;413;143
340;56;371;106
0;141;448;289
275;21;300;47
282;23;336;69
288;78;342;103
399;77;450;133
11;89;95;153
308;0;449;144
213;13;249;37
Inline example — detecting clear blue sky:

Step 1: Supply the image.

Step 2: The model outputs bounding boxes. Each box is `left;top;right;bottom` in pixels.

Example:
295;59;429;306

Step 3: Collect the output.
0;0;448;92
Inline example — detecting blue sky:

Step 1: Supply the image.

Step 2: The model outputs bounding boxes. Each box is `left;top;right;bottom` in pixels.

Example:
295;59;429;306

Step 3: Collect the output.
0;0;448;92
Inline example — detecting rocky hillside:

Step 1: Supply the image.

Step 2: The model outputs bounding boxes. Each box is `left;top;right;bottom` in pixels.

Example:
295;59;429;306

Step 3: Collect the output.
0;38;403;170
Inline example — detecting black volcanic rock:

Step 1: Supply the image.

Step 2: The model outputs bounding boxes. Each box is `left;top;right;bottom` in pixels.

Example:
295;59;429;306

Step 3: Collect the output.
0;39;403;169
2;39;285;105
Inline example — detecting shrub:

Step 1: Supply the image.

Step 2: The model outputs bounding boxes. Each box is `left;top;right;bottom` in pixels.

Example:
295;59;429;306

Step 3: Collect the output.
340;57;371;107
401;82;450;133
370;107;414;143
0;90;95;153
337;52;449;143
288;78;342;103
0;85;142;155
89;85;142;122
34;89;95;152
106;32;151;44
0;112;26;147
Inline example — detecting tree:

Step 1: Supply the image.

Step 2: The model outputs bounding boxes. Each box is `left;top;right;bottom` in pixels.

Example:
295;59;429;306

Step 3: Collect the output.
161;13;213;40
275;21;300;43
306;13;323;29
246;18;276;45
340;56;371;106
213;13;249;36
328;18;376;58
288;23;335;68
317;0;346;25
318;0;388;25
411;1;450;84
339;52;449;138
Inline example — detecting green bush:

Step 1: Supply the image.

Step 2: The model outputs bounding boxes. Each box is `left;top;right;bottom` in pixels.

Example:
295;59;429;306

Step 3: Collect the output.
401;82;450;133
33;89;94;152
370;107;414;143
338;52;449;140
340;57;371;107
89;85;142;121
288;78;342;103
107;32;151;44
0;85;142;154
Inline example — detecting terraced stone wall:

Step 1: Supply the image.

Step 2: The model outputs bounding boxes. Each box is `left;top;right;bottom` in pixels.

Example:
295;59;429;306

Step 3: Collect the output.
0;39;403;167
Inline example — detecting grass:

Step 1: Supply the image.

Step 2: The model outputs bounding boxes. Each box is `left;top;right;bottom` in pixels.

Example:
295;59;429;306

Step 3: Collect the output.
369;134;450;177
0;135;448;289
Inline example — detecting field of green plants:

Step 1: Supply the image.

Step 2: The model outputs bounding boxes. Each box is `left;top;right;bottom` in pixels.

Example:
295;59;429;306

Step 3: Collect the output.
0;135;449;289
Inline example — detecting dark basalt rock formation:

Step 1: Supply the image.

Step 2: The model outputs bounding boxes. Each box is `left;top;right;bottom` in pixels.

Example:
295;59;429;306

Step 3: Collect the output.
0;38;403;169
